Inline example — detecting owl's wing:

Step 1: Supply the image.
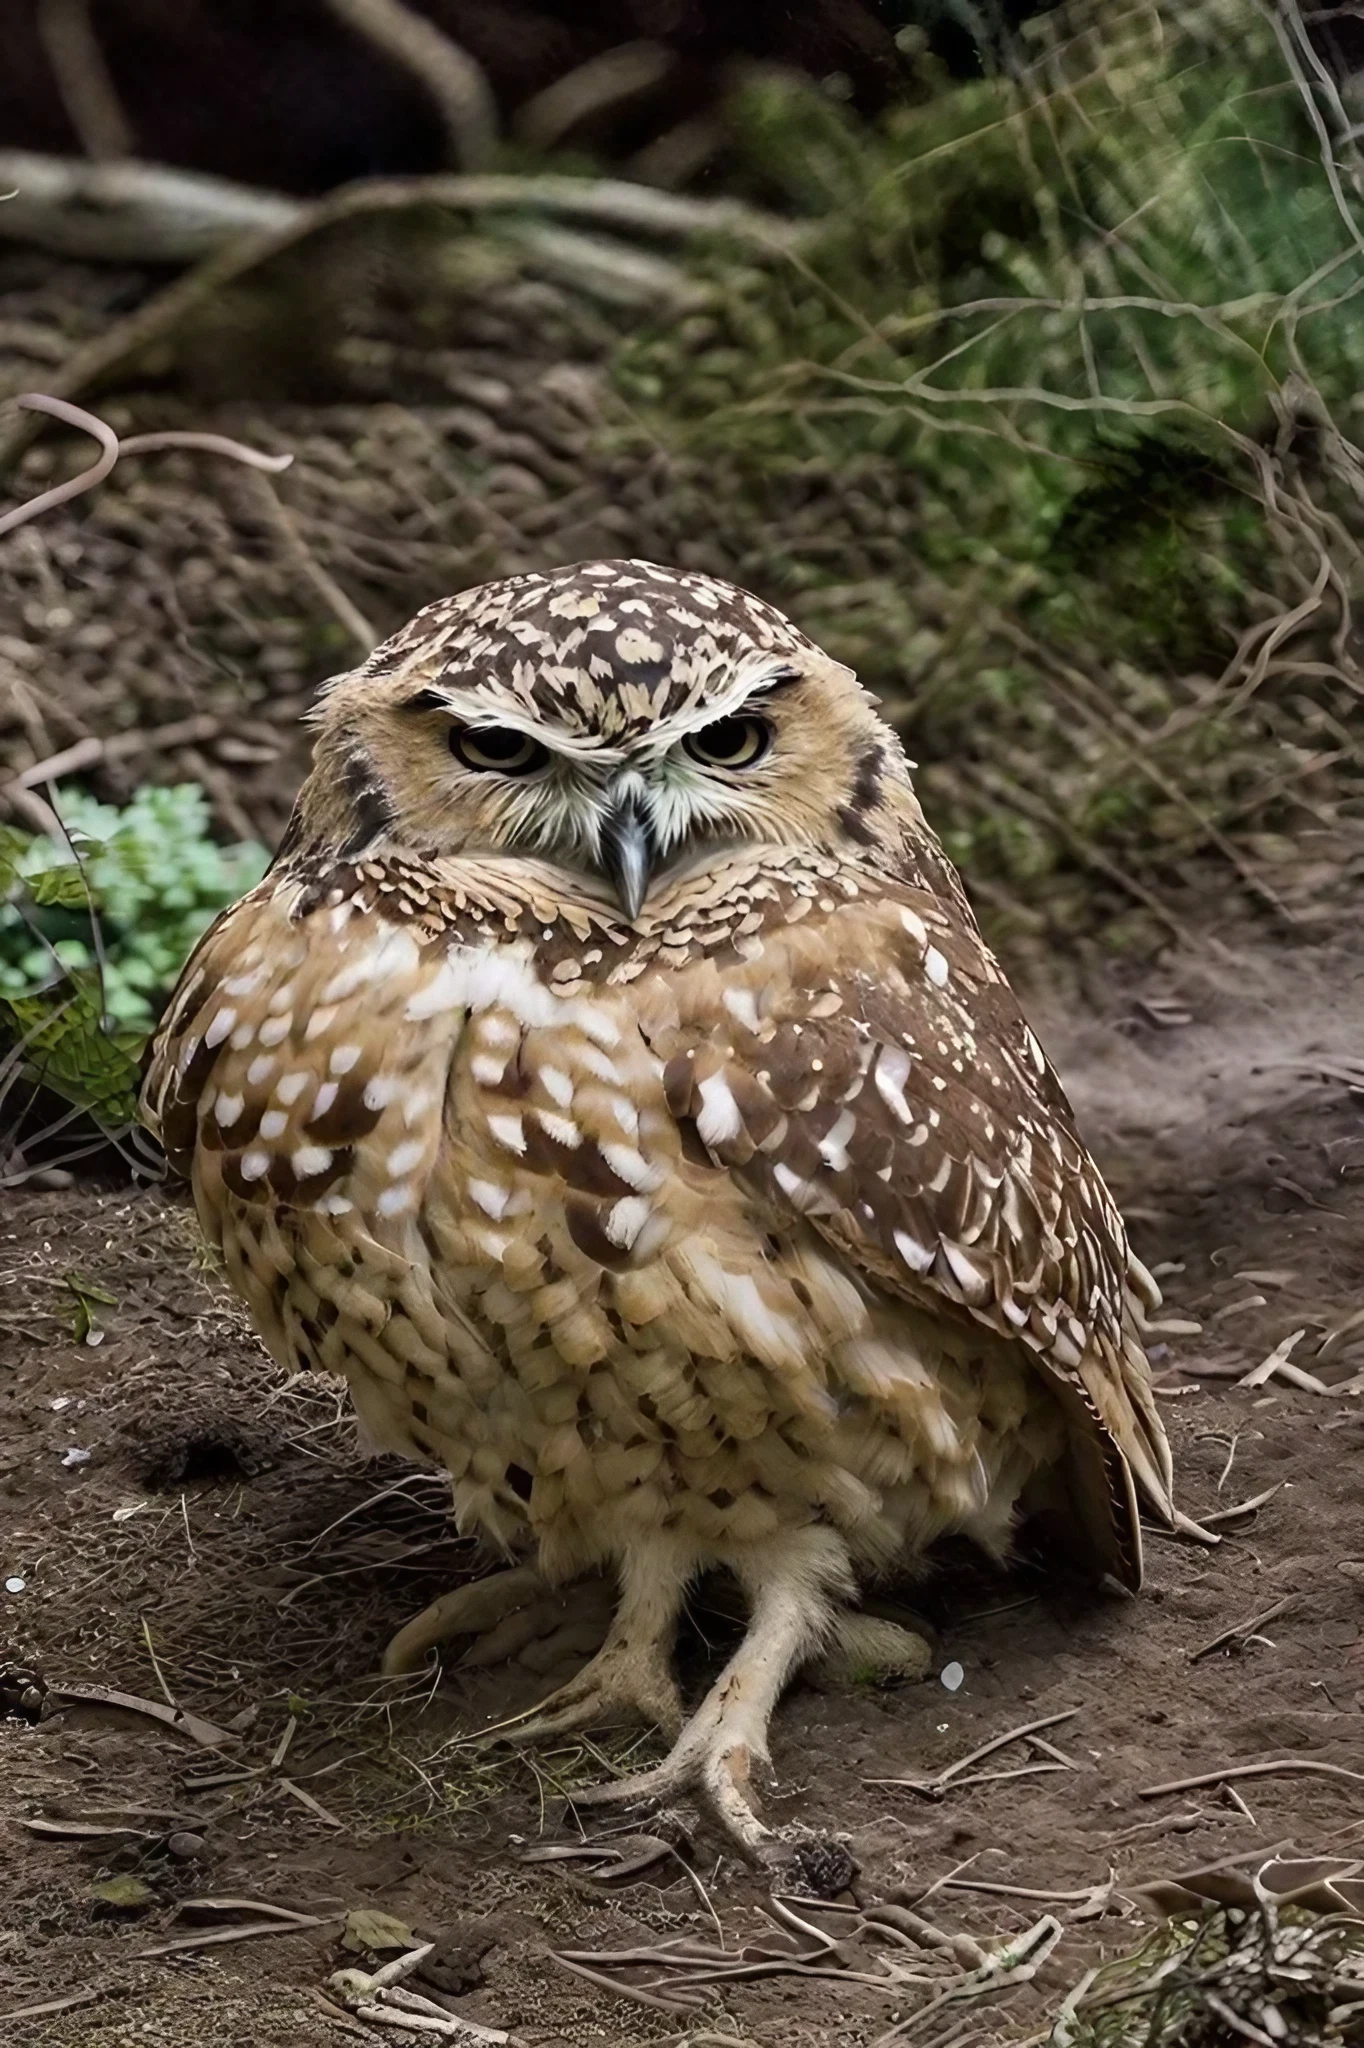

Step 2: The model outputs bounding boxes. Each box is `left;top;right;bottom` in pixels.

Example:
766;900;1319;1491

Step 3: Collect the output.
659;880;1174;1589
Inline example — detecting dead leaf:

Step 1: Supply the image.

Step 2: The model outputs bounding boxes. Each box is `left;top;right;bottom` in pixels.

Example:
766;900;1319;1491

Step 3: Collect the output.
91;1875;156;1911
343;1908;417;1956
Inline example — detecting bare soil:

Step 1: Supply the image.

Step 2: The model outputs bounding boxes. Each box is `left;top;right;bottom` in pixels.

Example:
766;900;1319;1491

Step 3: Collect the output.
2;923;1363;2048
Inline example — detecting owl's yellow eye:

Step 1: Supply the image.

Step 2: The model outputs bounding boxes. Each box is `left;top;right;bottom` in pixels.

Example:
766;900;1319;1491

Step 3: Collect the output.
451;726;548;775
683;716;771;771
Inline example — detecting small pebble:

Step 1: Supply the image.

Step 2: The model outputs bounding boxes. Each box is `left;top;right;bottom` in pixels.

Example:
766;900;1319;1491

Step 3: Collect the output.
61;1447;92;1468
4;1577;26;1594
940;1661;965;1692
166;1832;206;1860
50;1396;71;1411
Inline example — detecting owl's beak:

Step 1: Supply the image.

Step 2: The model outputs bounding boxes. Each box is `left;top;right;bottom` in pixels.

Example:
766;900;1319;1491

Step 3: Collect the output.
601;789;655;920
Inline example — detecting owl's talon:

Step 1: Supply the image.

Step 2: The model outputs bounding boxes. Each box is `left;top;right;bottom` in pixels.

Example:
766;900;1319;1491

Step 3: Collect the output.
379;1564;548;1676
568;1728;774;1860
565;1529;869;1862
487;1638;684;1747
381;1568;618;1679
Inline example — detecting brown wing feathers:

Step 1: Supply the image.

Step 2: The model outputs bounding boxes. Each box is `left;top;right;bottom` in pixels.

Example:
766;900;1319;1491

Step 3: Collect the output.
657;883;1173;1584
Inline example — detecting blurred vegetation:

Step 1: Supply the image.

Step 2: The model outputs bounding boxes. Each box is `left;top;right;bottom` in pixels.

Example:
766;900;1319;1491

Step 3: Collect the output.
617;0;1364;945
1048;1893;1364;2046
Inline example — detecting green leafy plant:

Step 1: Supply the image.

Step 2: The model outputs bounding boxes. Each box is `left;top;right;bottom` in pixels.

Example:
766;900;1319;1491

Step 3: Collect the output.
0;784;268;1129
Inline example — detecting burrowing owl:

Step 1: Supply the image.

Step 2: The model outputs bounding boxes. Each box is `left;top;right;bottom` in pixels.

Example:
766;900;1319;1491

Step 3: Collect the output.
143;559;1175;1870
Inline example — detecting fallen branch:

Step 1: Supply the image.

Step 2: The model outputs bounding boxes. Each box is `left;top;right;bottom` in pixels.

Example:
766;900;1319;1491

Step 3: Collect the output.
36;0;133;162
2;713;224;800
549;1948;704;2014
0;149;299;262
46;1680;241;1750
278;1776;345;1829
1240;1328;1331;1393
514;42;676;153
0;169;808;470
176;1897;325;1926
241;465;377;653
133;1916;332;1959
1189;1594;1295;1662
0;1989;101;2023
25;1817;162;1842
1201;1483;1284;1526
330;1945;511;2039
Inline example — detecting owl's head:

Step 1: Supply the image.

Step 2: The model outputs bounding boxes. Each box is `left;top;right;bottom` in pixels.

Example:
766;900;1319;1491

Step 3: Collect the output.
292;559;914;916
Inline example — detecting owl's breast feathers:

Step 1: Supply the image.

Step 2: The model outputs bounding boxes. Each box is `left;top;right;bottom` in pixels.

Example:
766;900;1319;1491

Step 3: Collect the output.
143;842;1172;1586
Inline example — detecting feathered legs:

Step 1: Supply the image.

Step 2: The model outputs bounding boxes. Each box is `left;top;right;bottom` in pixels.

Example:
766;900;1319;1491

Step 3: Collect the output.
380;1552;683;1735
494;1537;690;1741
570;1526;859;1868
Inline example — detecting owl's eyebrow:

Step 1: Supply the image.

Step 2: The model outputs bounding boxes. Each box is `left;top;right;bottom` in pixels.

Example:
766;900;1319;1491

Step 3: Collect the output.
744;664;802;700
401;686;459;714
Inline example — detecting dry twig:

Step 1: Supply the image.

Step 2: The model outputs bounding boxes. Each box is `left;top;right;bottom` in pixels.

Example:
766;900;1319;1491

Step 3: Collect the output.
0;392;292;539
864;1707;1081;1797
1141;1757;1364;1800
1189;1594;1295;1663
46;1681;240;1749
36;0;134;161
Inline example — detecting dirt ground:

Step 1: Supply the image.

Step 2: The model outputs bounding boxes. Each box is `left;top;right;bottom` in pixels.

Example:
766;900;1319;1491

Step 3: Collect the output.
2;919;1363;2048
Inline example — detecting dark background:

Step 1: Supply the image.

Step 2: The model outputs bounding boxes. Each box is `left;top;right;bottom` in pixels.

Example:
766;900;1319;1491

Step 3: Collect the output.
0;0;1038;192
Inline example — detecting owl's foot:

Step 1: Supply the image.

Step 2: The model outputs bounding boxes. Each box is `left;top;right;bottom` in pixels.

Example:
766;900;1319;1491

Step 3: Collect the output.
566;1705;860;1897
491;1633;685;1745
569;1527;856;1871
481;1538;692;1745
380;1566;614;1678
811;1610;933;1687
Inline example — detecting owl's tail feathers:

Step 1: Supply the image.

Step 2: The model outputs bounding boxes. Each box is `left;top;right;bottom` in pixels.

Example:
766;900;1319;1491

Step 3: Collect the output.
1123;1276;1222;1552
1032;1304;1211;1592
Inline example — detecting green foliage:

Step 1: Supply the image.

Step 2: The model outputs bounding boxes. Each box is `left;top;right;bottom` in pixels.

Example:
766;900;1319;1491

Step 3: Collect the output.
0;784;268;1125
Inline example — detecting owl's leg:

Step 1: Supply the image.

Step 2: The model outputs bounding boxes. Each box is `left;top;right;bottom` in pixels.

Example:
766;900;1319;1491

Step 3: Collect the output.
491;1539;690;1744
570;1527;853;1867
381;1565;612;1677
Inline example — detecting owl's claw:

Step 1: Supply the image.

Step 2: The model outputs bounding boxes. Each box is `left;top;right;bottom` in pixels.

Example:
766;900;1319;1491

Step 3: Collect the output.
560;1539;901;1871
567;1719;858;1896
380;1566;614;1678
380;1565;547;1676
486;1636;684;1746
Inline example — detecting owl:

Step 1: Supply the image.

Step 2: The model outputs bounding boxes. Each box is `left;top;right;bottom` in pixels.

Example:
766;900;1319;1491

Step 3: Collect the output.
142;558;1175;1874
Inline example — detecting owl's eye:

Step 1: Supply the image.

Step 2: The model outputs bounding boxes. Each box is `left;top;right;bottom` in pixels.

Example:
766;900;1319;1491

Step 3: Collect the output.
683;716;771;771
451;726;549;775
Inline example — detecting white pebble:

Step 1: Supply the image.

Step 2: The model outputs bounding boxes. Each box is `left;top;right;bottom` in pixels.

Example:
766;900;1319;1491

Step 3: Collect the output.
5;1576;26;1594
940;1661;965;1692
61;1447;92;1468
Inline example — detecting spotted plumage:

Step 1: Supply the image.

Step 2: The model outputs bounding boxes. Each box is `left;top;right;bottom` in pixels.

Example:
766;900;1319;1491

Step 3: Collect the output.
143;557;1175;1867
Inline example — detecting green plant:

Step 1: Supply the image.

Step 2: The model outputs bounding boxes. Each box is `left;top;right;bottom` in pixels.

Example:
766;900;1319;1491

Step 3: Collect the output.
0;784;268;1128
